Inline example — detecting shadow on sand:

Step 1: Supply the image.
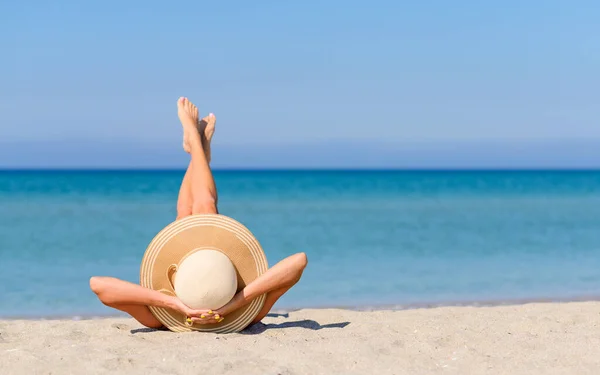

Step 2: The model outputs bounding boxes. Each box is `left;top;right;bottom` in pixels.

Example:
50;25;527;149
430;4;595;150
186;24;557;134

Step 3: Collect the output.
130;327;167;334
130;313;350;335
266;312;289;319
241;319;350;335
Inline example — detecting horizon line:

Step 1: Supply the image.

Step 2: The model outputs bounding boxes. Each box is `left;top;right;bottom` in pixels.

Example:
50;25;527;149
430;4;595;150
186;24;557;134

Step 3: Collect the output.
2;167;600;173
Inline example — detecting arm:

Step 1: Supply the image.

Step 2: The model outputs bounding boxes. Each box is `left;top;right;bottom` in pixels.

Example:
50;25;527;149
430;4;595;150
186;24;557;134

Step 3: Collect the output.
90;277;189;314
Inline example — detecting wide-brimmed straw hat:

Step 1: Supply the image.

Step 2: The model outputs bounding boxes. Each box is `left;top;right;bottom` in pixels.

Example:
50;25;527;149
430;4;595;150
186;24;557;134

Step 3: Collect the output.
140;214;268;333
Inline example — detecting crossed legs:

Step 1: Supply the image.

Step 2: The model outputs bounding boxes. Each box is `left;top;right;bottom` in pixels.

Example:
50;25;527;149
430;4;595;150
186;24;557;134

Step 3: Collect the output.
90;98;307;329
176;111;218;219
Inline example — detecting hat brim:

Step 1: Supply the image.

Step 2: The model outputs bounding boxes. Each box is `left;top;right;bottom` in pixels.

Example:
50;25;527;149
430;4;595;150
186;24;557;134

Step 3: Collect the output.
140;214;268;333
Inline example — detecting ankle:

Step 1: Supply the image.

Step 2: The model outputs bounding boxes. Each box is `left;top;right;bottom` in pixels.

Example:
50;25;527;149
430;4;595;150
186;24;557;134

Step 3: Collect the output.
187;133;204;152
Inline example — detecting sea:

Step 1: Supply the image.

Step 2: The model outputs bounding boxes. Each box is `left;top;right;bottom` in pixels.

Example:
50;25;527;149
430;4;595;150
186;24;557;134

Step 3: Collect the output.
1;170;600;318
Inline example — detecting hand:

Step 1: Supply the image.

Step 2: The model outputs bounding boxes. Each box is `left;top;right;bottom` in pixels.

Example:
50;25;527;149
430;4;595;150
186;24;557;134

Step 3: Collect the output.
186;309;225;325
172;298;225;325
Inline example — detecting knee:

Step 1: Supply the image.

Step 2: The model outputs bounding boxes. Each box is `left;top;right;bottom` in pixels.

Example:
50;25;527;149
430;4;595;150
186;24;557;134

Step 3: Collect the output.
192;195;217;214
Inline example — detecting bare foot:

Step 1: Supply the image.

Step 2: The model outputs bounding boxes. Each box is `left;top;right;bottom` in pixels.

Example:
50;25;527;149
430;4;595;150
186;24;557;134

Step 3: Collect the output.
177;97;201;153
197;113;216;163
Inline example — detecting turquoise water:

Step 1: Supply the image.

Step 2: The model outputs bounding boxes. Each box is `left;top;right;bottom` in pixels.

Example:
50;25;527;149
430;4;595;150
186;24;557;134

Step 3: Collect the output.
1;170;600;318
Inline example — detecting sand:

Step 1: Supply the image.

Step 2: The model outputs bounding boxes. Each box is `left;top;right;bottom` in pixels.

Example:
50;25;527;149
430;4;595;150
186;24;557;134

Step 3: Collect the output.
1;302;599;375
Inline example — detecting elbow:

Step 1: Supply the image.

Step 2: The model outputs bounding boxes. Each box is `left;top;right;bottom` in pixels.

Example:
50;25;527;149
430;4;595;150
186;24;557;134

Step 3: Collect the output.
294;252;308;271
282;252;308;287
89;276;104;295
90;276;116;305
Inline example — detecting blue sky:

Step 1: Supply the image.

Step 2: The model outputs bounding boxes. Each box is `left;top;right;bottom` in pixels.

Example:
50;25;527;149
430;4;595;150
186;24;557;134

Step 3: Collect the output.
1;1;599;168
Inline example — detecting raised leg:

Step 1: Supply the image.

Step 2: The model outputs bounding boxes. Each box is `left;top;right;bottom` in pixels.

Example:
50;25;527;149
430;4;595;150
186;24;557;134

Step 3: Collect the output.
176;163;194;219
178;98;218;215
176;114;217;219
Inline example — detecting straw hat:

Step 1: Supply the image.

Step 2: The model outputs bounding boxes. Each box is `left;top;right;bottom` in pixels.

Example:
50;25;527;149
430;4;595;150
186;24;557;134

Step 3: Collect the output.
140;214;268;333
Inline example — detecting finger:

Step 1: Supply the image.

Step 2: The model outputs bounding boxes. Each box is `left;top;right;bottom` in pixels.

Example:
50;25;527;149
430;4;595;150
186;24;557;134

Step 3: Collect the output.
191;317;218;324
189;311;214;318
191;315;221;323
188;314;207;321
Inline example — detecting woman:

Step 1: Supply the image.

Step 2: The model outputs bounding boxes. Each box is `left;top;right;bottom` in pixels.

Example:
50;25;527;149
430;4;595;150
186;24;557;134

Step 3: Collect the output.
89;97;307;329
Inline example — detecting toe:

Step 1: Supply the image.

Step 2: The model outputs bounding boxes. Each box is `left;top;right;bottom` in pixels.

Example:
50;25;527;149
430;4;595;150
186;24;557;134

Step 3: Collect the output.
177;97;186;110
207;113;216;127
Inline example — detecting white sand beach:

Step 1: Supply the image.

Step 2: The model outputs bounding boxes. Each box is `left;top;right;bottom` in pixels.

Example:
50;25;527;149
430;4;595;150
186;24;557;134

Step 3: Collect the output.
2;302;599;375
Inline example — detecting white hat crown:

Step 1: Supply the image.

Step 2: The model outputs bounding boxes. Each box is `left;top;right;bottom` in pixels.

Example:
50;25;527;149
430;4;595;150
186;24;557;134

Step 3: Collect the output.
174;249;238;310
